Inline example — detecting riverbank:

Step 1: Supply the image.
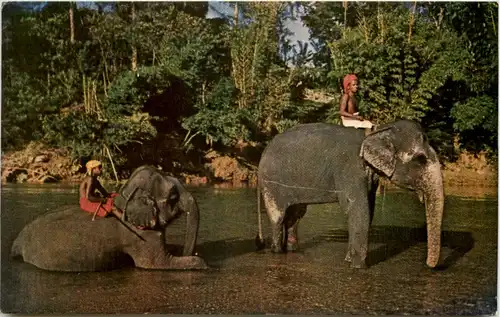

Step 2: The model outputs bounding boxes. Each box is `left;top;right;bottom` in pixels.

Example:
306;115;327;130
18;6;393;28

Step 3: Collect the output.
1;141;497;188
0;141;259;186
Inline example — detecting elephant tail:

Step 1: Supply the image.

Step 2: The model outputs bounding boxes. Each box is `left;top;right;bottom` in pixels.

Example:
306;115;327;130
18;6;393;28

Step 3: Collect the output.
255;185;265;250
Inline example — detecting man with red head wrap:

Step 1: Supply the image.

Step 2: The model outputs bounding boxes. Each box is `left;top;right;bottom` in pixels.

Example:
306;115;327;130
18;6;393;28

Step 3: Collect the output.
339;73;373;130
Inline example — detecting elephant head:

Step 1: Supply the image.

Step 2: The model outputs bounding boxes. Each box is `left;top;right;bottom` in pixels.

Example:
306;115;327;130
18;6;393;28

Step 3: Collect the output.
117;166;200;257
154;179;200;256
360;120;444;268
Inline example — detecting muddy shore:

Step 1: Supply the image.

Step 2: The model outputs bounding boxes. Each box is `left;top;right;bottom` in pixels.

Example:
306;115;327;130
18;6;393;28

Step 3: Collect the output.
1;142;497;188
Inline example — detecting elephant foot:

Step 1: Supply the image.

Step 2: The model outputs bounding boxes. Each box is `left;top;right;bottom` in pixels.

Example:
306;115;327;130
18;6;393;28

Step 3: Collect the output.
170;256;209;270
344;250;352;263
345;250;367;268
270;243;285;253
286;236;298;252
349;254;368;269
255;235;266;250
349;260;368;269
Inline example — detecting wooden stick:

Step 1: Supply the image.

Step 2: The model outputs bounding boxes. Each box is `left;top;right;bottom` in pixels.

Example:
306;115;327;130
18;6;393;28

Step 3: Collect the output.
109;208;146;242
104;144;119;182
91;201;146;242
92;202;102;221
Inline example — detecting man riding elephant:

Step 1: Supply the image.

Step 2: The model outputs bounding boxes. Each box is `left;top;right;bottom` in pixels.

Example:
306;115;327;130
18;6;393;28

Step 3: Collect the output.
12;165;206;271
338;73;374;131
79;160;122;219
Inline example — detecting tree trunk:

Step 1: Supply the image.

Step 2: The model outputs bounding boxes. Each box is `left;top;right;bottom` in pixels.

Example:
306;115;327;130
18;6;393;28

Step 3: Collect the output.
131;2;137;72
201;81;206;105
343;0;348;29
408;1;417;43
69;2;75;44
234;2;238;26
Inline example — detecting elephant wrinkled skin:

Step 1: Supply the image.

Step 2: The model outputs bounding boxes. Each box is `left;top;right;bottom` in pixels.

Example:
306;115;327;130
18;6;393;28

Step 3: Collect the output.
11;207;207;271
256;120;445;269
11;166;208;271
115;165;200;257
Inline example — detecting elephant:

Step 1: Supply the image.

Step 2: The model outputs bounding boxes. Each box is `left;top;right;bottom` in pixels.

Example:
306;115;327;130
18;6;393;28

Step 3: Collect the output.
11;166;208;271
114;165;200;258
255;120;444;269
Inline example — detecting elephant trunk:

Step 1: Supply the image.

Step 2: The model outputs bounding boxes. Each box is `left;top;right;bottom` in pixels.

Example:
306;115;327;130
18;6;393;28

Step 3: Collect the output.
421;160;445;268
179;192;200;256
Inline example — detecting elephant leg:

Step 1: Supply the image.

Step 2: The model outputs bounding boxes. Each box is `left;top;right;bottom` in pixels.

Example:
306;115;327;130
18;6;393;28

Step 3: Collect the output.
284;204;307;252
262;190;285;253
339;187;370;269
368;174;379;225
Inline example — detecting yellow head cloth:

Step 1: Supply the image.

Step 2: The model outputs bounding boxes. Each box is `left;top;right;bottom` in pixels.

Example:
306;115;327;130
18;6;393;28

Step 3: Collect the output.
86;160;102;175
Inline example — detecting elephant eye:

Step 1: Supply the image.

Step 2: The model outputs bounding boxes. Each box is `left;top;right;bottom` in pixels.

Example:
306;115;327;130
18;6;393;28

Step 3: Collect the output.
413;152;427;164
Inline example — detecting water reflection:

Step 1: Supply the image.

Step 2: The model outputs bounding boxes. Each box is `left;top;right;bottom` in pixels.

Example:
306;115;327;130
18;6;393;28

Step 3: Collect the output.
1;184;497;314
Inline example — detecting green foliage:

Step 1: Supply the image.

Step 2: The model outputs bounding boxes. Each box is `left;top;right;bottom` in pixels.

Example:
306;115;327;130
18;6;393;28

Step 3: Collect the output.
42;67;162;160
451;96;497;157
182;77;249;147
318;2;497;160
1;70;46;148
451;96;497;132
2;1;497;173
327;7;471;125
106;67;169;116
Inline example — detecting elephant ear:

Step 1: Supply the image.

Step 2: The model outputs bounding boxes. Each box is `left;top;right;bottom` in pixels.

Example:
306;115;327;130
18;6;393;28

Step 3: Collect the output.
155;178;180;210
360;127;397;178
163;181;179;202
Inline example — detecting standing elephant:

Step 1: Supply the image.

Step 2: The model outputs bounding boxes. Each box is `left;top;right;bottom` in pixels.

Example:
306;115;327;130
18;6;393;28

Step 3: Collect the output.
11;166;207;271
256;120;444;269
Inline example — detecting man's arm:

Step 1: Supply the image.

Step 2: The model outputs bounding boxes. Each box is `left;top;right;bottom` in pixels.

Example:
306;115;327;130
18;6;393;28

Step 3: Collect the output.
95;180;110;198
86;179;107;203
339;95;362;120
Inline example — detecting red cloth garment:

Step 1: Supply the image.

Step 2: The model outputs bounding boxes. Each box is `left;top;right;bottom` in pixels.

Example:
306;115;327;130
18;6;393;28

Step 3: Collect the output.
343;74;358;93
80;193;118;217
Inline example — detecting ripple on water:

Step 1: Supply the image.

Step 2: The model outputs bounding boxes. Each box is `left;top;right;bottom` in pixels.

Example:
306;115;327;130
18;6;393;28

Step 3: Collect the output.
1;184;497;314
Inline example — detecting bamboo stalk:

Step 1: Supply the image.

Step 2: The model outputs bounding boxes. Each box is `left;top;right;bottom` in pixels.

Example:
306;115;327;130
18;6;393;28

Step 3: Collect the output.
234;2;239;26
103;72;108;97
131;3;137;72
201;81;206;105
83;75;88;113
343;0;348;29
69;2;75;44
183;131;201;149
437;7;444;30
250;34;260;98
92;81;100;118
408;0;417;43
104;144;119;182
489;5;497;35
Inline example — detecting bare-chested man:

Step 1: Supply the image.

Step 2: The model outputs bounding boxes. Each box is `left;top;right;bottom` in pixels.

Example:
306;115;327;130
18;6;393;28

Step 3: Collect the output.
79;160;121;218
339;73;373;130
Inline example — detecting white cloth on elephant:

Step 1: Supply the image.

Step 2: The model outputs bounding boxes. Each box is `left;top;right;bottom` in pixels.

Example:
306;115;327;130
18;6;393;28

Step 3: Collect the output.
341;113;373;129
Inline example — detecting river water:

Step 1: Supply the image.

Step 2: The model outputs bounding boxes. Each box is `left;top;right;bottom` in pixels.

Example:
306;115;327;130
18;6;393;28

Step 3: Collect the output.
1;184;497;314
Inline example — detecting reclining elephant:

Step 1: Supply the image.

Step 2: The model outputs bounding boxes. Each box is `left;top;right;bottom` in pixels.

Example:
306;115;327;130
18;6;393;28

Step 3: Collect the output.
256;120;444;269
11;166;208;271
